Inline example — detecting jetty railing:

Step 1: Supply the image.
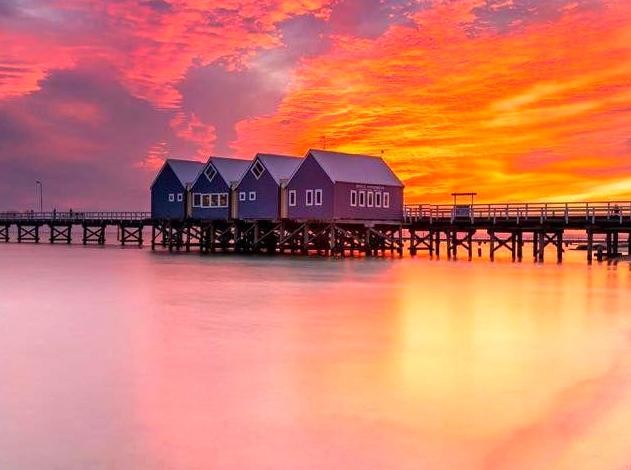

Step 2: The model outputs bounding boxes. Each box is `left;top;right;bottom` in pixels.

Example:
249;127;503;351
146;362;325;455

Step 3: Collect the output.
0;211;151;222
404;202;631;224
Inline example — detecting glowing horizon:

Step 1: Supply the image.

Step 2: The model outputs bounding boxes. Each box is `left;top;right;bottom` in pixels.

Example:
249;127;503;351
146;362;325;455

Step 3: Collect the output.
1;0;630;209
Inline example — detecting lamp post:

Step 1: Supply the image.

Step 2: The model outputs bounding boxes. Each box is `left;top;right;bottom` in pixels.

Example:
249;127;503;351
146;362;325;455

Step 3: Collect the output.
35;180;43;213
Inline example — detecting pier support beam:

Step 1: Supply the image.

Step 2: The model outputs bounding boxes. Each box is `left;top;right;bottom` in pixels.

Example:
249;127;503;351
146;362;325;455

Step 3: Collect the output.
17;224;40;243
49;224;72;244
120;224;143;247
0;224;9;242
82;224;106;245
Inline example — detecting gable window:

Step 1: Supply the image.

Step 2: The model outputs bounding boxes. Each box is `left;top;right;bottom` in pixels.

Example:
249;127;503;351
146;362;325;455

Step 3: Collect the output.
239;192;246;201
375;192;382;208
219;193;229;208
193;193;201;207
350;190;357;207
202;194;211;208
204;165;217;183
314;189;323;206
358;190;366;207
383;192;390;208
305;189;314;206
249;191;256;201
366;191;373;207
168;193;175;202
251;160;265;180
289;190;297;207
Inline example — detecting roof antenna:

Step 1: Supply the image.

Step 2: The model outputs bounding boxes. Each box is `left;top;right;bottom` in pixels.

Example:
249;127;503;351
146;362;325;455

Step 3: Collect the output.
321;135;327;150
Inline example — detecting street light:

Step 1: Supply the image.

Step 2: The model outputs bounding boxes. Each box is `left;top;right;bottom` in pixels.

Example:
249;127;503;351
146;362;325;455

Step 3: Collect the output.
35;180;43;213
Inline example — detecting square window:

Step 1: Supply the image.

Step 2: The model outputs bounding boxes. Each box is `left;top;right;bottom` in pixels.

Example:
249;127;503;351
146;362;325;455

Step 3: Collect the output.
358;190;366;207
251;160;266;179
289;190;297;207
249;191;256;201
350;190;357;207
383;192;390;208
177;193;183;202
193;193;201;207
168;193;175;202
315;189;323;206
305;189;314;206
204;165;217;183
375;192;382;208
239;192;246;201
210;194;219;207
202;194;211;208
219;193;228;208
367;191;373;207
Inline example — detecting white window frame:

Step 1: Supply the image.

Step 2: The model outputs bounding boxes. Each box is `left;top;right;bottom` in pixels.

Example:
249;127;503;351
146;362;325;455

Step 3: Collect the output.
201;194;211;208
218;193;229;208
168;193;175;202
383;192;390;208
314;189;323;206
193;193;201;207
177;193;183;202
375;192;382;208
350;190;357;207
204;165;217;183
249;191;256;201
239;191;246;201
251;160;265;180
358;190;366;207
366;191;373;207
210;193;219;208
288;190;297;207
305;189;314;206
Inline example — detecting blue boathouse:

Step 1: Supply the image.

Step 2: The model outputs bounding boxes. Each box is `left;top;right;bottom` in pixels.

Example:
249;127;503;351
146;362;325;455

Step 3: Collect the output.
236;153;302;220
286;149;404;221
190;156;250;220
150;159;204;220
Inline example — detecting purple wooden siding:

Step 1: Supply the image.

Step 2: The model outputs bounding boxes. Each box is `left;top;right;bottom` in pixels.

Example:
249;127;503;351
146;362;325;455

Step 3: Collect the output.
286;154;334;220
190;167;231;220
151;165;187;220
333;182;403;221
236;164;281;220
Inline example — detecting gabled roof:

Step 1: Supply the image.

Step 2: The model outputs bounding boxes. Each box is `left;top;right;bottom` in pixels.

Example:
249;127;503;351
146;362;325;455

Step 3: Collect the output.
307;149;404;187
150;159;205;189
204;156;251;185
255;153;302;184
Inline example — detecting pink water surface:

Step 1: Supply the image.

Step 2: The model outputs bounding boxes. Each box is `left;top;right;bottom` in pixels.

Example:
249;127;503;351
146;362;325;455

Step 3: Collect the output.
1;244;630;469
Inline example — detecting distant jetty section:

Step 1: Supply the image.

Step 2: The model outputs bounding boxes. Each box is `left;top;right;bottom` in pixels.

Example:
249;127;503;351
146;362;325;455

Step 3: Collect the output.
1;149;630;263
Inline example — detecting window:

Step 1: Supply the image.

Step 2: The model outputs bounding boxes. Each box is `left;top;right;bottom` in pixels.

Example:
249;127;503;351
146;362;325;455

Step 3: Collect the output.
210;194;219;207
239;192;246;201
219;193;229;208
251;160;265;179
350;190;357;207
366;191;373;207
168;193;175;202
305;189;314;206
315;189;323;206
358;190;366;207
177;193;183;202
193;193;202;207
383;192;390;208
289;190;297;207
249;191;256;201
204;165;217;183
375;192;382;208
202;194;211;208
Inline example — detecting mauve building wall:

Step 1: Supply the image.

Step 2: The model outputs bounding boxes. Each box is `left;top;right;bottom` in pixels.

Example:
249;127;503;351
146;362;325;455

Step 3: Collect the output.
286;155;334;220
333;182;403;221
190;168;231;220
151;165;187;220
236;164;281;220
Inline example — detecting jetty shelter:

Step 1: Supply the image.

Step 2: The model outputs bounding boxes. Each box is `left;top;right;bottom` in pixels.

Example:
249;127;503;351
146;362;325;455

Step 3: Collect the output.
286;149;404;221
151;159;204;220
190;156;250;220
236;153;302;220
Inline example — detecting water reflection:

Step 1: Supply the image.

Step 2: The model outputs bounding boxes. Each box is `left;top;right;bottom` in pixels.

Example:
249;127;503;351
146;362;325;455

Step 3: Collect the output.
0;245;630;469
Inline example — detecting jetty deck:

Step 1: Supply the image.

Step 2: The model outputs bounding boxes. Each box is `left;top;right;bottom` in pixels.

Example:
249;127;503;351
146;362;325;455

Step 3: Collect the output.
1;201;630;263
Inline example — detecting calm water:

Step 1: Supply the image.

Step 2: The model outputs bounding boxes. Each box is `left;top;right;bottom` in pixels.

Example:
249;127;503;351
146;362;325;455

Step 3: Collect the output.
1;245;630;470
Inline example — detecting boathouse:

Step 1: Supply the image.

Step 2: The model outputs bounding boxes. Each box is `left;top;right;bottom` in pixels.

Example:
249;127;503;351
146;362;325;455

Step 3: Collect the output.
236;153;302;220
150;159;204;220
286;149;404;221
190;157;250;220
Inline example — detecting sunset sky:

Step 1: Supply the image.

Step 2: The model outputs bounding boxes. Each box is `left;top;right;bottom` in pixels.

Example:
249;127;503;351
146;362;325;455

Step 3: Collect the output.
1;0;630;209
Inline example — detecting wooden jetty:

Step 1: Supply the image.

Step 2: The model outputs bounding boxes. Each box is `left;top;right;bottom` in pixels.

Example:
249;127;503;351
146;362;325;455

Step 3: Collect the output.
1;201;630;263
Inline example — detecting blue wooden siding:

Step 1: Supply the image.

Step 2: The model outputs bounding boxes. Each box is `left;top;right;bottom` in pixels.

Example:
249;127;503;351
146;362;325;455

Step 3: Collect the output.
236;163;281;220
286;154;334;220
190;165;231;220
151;164;188;220
333;182;403;221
